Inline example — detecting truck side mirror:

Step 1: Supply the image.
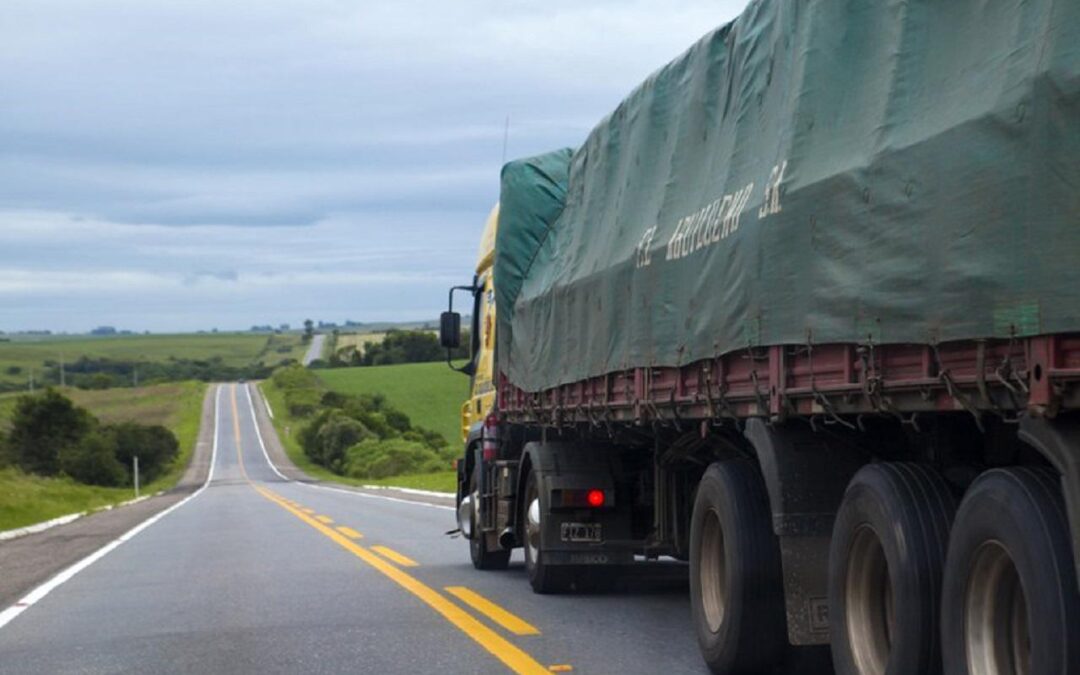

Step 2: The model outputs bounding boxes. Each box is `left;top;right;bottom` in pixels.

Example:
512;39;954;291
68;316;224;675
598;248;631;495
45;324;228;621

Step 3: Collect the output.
440;311;461;349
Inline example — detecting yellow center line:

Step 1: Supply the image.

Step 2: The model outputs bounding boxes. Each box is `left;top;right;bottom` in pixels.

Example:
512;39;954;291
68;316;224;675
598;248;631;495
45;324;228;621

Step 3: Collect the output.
370;545;419;567
335;526;363;540
548;666;573;672
254;486;550;675
225;384;553;675
230;384;250;480
445;586;540;636
315;515;334;524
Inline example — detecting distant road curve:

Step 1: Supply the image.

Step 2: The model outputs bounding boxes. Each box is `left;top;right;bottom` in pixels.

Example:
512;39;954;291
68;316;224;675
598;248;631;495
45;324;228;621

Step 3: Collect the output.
302;333;325;366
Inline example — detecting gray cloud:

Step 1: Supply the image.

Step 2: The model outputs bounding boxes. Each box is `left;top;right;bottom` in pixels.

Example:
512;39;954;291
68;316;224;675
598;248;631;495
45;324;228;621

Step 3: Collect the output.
2;0;748;331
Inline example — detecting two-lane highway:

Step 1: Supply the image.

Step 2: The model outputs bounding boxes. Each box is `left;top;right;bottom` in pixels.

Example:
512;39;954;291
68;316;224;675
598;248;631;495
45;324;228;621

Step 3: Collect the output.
0;384;702;674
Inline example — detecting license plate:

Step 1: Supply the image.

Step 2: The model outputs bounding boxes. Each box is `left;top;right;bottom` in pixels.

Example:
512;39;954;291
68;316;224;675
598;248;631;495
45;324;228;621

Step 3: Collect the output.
561;522;602;543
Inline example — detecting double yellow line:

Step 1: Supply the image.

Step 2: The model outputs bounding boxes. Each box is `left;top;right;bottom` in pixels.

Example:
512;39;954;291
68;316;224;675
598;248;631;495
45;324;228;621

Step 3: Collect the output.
226;385;556;675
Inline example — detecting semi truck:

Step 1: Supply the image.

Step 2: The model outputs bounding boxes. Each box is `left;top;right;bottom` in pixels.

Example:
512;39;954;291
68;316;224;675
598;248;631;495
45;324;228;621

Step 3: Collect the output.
441;1;1080;673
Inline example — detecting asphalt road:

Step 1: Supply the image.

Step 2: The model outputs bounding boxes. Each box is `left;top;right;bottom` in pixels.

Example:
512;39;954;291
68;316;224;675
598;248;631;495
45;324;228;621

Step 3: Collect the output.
0;383;702;674
303;334;326;366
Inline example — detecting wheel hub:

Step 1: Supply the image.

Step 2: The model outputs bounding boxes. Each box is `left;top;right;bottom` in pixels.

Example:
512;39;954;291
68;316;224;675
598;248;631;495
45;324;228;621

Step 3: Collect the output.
964;541;1031;675
699;509;728;633
845;524;895;675
526;495;541;563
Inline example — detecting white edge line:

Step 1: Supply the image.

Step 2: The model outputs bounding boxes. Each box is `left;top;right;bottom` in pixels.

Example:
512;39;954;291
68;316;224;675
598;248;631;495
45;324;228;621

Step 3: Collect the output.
360;485;455;498
262;390;274;419
243;383;453;511
0;384;222;631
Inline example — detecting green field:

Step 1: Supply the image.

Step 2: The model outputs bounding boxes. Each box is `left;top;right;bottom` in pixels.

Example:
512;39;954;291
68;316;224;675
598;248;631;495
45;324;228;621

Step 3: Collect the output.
316;362;467;445
0;381;207;530
0;332;307;388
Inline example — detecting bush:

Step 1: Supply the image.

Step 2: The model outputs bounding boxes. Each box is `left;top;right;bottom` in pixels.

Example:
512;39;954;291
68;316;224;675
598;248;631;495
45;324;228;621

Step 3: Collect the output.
273;364;322;416
110;423;179;483
8;389;94;475
405;426;450;452
305;411;373;472
353;411;394;439
320;391;348;409
285;388;320;417
271;364;319;391
76;372;120;390
298;409;335;461
384;409;411;433
274;363;451;480
342;393;385;418
343;438;446;479
60;432;127;486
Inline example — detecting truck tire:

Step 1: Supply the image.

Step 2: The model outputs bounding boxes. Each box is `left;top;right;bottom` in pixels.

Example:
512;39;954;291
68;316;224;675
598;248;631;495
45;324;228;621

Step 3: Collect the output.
828;462;956;675
941;467;1080;675
689;459;786;674
522;469;573;593
470;465;510;570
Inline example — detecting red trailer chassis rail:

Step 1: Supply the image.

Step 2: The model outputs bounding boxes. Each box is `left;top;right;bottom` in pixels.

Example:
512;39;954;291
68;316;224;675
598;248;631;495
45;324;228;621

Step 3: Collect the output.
500;335;1080;426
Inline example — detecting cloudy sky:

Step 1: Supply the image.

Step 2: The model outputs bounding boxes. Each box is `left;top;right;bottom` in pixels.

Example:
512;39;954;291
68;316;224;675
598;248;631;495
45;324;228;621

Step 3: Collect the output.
2;1;747;333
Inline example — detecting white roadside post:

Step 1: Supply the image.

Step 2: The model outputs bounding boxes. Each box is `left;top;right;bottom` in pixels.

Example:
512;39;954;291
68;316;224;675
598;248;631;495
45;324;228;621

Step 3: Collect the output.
133;456;140;498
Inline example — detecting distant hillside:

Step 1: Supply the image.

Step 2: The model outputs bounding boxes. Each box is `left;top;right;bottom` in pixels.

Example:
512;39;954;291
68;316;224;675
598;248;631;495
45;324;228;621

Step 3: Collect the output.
0;332;307;392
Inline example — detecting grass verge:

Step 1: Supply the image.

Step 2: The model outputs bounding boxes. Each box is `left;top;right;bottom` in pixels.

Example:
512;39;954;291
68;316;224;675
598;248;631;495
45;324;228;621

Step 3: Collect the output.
0;381;207;531
361;471;456;493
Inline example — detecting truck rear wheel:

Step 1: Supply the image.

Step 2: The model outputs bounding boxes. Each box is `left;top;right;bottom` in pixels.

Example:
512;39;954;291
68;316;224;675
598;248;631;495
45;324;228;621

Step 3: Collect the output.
941;467;1080;675
469;465;510;570
828;463;956;675
522;469;573;593
689;459;786;674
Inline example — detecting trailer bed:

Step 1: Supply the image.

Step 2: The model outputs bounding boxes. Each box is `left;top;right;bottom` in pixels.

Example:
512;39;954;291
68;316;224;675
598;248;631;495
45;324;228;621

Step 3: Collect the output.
500;335;1080;425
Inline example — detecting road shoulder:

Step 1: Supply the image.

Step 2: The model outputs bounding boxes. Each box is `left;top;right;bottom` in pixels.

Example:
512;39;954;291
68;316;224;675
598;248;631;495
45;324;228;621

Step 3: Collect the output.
0;384;217;610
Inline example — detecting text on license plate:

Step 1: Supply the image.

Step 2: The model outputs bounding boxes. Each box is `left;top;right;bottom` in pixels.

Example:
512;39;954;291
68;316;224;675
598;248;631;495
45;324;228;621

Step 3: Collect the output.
561;522;602;543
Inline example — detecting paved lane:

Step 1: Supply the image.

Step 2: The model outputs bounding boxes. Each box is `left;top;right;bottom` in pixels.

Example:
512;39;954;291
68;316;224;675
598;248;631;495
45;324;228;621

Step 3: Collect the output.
302;335;325;366
0;383;701;674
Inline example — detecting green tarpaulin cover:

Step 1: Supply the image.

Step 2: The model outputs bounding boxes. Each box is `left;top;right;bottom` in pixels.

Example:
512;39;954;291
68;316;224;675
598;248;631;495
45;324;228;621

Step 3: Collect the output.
497;0;1080;393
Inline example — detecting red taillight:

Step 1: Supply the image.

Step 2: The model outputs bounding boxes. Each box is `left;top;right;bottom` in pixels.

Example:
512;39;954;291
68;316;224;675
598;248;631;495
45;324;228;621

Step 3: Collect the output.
482;412;499;461
586;489;605;507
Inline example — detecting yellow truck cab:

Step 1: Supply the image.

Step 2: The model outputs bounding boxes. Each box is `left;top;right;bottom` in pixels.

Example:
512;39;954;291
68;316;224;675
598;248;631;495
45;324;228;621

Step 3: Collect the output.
439;203;511;568
458;204;499;441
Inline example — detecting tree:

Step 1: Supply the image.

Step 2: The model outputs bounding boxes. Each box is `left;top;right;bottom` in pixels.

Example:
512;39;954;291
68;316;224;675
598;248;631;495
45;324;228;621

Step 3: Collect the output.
360;330;444;366
302;319;314;343
8;389;94;475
